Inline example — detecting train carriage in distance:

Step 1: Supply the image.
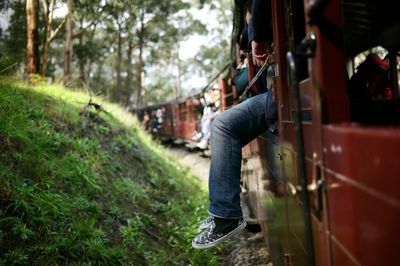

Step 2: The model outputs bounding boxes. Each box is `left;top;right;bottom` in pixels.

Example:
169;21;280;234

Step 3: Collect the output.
134;78;224;147
227;0;400;265
134;99;202;143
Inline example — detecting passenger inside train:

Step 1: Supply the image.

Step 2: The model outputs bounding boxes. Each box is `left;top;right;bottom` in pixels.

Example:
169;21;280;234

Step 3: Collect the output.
342;0;400;125
348;49;400;125
349;53;391;103
231;12;251;99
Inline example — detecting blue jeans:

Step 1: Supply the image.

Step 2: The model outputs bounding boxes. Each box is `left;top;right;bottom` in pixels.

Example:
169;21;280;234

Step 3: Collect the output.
208;92;269;219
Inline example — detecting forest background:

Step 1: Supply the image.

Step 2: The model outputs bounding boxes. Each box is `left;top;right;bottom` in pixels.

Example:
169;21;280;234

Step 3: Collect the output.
0;0;232;107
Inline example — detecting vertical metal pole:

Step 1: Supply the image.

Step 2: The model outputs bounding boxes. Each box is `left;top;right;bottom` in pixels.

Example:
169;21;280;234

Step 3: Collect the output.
287;51;315;266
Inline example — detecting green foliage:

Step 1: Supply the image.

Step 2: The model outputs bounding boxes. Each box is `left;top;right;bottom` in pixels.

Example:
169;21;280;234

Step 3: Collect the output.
185;0;233;85
27;73;48;85
0;0;229;107
2;249;29;265
0;1;25;77
0;80;223;265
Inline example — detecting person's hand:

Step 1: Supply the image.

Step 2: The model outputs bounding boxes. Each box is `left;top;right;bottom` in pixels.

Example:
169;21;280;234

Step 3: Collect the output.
252;41;268;67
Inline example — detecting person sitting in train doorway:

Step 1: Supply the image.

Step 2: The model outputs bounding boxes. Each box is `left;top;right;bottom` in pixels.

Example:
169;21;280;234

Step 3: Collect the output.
192;97;206;142
196;103;218;150
192;0;276;249
149;110;159;135
231;24;251;99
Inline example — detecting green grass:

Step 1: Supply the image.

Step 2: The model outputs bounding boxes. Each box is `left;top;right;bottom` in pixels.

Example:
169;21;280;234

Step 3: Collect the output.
0;79;224;265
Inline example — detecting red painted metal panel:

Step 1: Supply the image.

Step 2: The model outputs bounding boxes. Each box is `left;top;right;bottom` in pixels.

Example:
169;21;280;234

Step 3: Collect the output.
158;104;174;137
323;125;400;266
306;0;350;124
172;104;181;138
330;236;360;266
323;125;400;200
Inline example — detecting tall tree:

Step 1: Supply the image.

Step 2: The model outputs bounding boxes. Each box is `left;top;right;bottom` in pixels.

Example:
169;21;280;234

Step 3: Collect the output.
0;0;26;72
186;0;232;85
103;1;128;102
63;0;72;86
133;0;197;106
26;0;40;75
40;0;66;75
135;10;145;107
142;4;207;102
125;10;137;106
115;19;123;102
64;0;103;86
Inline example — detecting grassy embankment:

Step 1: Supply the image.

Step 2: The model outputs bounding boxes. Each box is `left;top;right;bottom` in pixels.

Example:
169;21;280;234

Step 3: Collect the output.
0;79;221;265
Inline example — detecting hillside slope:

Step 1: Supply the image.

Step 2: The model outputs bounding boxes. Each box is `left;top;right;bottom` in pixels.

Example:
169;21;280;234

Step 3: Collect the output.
0;80;221;265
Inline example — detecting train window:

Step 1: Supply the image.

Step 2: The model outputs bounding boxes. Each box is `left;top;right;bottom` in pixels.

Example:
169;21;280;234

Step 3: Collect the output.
190;104;199;122
347;47;400;125
342;0;400;125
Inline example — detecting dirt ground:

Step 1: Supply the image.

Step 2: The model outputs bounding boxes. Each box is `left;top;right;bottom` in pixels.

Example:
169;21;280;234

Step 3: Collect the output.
167;144;272;266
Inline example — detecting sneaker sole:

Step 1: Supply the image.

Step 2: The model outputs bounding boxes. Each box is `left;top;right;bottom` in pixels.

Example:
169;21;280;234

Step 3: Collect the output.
192;220;247;249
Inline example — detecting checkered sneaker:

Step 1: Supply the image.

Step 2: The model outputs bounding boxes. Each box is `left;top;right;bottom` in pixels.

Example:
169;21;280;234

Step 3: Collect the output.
192;218;247;249
198;215;214;230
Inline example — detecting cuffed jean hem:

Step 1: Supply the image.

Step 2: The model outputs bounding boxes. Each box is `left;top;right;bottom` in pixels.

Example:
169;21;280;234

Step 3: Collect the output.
208;208;243;219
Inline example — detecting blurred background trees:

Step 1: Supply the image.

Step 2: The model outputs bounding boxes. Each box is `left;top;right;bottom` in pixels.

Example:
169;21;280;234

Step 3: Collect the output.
0;0;232;107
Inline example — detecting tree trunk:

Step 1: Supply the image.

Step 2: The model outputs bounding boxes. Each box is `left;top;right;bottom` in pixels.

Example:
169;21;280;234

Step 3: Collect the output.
63;0;73;86
115;22;123;102
78;21;85;86
176;42;182;99
136;11;145;107
126;39;133;107
95;62;103;93
26;0;40;75
40;0;55;75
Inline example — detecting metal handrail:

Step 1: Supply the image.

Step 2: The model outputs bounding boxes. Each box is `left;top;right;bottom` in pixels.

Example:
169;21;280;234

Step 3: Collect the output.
238;59;275;101
287;51;315;266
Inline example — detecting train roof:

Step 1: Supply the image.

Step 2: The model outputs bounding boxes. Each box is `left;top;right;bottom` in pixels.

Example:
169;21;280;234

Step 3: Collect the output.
130;100;176;112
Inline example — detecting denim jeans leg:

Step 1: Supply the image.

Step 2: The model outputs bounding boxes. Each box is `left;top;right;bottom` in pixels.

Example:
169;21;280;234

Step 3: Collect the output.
208;92;268;219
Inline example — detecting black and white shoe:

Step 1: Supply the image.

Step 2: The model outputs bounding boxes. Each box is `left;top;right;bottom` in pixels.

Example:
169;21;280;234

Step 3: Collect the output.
198;215;214;230
192;217;247;249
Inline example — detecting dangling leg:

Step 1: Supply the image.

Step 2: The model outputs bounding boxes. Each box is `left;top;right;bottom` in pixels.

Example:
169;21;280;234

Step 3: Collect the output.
192;92;268;249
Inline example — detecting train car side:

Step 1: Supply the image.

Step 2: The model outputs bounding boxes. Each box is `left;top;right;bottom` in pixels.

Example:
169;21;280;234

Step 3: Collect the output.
231;0;400;265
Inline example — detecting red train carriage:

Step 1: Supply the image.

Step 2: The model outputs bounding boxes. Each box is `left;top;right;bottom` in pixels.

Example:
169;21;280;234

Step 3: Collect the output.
134;97;204;143
227;0;400;265
134;101;175;141
173;98;202;141
135;76;226;146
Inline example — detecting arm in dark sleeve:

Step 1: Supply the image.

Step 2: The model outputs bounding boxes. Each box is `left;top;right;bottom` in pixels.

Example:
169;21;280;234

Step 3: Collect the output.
251;0;272;43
